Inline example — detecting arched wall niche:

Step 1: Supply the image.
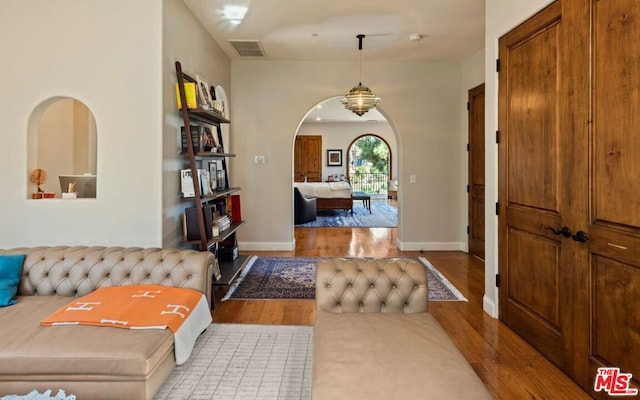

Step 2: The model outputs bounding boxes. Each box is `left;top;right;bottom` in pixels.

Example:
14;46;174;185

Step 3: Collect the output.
27;97;97;199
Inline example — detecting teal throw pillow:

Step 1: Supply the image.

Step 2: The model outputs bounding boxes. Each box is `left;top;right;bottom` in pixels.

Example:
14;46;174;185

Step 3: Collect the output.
0;254;26;306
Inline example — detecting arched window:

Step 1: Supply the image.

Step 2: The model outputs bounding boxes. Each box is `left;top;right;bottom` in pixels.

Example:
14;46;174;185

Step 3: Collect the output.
347;134;392;195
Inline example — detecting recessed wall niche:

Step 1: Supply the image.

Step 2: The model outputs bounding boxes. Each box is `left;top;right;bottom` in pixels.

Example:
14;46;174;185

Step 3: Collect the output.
27;97;97;199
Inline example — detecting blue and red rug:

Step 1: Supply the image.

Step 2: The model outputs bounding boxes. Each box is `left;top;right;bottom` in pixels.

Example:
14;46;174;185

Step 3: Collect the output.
223;256;467;302
295;201;397;228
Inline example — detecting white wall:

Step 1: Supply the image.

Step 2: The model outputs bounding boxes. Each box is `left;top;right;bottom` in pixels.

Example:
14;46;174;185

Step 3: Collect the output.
297;120;398;181
231;60;466;251
483;0;555;317
161;0;231;248
0;0;163;247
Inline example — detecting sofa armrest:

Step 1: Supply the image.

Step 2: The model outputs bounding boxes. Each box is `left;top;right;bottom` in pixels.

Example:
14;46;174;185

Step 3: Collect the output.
316;258;428;313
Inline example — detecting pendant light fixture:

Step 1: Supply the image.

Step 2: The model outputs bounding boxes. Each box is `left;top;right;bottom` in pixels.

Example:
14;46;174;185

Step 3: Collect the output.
341;34;380;116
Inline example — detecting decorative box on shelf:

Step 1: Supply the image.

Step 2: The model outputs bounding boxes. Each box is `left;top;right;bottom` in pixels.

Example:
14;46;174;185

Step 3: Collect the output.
219;245;239;261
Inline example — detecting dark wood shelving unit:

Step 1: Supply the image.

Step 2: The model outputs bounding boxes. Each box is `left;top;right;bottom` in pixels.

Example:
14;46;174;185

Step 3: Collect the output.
175;60;249;296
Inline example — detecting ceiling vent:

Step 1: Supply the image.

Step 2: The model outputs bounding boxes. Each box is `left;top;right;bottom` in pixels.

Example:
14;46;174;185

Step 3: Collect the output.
229;40;265;57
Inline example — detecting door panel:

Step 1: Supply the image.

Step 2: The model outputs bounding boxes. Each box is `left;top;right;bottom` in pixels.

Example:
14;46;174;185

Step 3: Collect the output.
593;256;640;376
498;1;566;368
507;26;559;211
294;135;322;182
468;84;485;259
593;0;640;228
507;228;560;327
581;0;640;394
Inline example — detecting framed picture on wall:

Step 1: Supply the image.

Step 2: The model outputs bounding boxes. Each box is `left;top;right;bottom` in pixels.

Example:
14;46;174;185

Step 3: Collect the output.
327;149;342;166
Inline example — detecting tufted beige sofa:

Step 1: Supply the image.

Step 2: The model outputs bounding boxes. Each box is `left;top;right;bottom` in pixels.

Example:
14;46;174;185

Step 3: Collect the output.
313;258;493;400
0;246;214;400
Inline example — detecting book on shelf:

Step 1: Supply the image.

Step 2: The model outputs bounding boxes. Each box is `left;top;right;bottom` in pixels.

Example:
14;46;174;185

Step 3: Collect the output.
183;204;214;241
230;194;242;223
181;168;215;198
212;258;222;281
180;169;195;197
175;82;197;110
214;215;231;232
198;169;210;196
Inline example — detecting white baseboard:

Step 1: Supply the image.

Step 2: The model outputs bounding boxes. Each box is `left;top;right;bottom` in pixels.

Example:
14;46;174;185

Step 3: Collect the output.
396;240;466;252
483;294;498;318
238;241;295;251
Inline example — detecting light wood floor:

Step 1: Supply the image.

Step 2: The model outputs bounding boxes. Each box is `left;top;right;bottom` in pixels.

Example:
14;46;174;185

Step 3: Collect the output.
213;226;592;400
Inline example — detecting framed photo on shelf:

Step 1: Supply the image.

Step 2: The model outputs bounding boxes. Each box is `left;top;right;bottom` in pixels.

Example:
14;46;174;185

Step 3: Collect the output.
327;149;342;166
208;161;217;191
202;125;217;152
195;75;214;110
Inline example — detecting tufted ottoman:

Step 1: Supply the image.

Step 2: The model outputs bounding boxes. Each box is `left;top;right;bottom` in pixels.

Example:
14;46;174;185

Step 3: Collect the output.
0;246;214;400
313;258;492;400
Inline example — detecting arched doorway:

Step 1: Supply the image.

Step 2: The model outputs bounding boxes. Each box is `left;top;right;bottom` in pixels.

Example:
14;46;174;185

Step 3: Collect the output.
346;134;392;196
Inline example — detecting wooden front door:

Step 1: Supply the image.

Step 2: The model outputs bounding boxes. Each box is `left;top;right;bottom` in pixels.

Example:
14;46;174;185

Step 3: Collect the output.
500;0;640;396
468;84;485;260
568;0;640;395
498;1;567;368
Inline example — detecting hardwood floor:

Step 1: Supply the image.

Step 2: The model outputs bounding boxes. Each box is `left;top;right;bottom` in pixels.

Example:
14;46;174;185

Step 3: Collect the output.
213;226;593;400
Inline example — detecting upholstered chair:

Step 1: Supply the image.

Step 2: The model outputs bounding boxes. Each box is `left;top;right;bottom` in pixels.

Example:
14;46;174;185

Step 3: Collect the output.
294;187;317;224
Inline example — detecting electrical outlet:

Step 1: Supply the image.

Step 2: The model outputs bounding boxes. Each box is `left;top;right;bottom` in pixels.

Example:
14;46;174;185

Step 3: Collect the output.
254;155;265;164
409;174;417;184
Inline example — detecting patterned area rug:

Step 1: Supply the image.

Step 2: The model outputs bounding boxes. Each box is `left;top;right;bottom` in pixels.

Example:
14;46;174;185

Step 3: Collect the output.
0;391;75;400
223;256;467;302
154;323;313;400
295;200;397;228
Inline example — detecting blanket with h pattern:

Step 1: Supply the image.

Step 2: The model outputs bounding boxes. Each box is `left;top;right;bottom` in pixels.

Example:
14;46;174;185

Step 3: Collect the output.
41;285;212;364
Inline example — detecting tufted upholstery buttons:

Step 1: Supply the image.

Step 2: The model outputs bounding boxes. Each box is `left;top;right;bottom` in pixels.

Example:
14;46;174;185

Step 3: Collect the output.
166;274;171;278
6;246;213;304
316;258;429;314
326;284;331;288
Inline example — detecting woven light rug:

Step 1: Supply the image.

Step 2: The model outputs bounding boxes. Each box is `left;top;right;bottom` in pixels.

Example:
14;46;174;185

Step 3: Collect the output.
223;256;467;302
154;323;313;400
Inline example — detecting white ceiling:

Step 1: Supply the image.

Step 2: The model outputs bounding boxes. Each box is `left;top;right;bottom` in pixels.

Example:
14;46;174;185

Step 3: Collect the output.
182;0;485;122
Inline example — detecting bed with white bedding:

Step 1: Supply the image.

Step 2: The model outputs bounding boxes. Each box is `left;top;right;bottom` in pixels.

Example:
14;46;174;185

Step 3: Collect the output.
293;182;353;214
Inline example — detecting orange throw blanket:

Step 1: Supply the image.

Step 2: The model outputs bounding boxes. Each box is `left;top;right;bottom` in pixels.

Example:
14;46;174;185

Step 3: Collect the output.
41;285;203;332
